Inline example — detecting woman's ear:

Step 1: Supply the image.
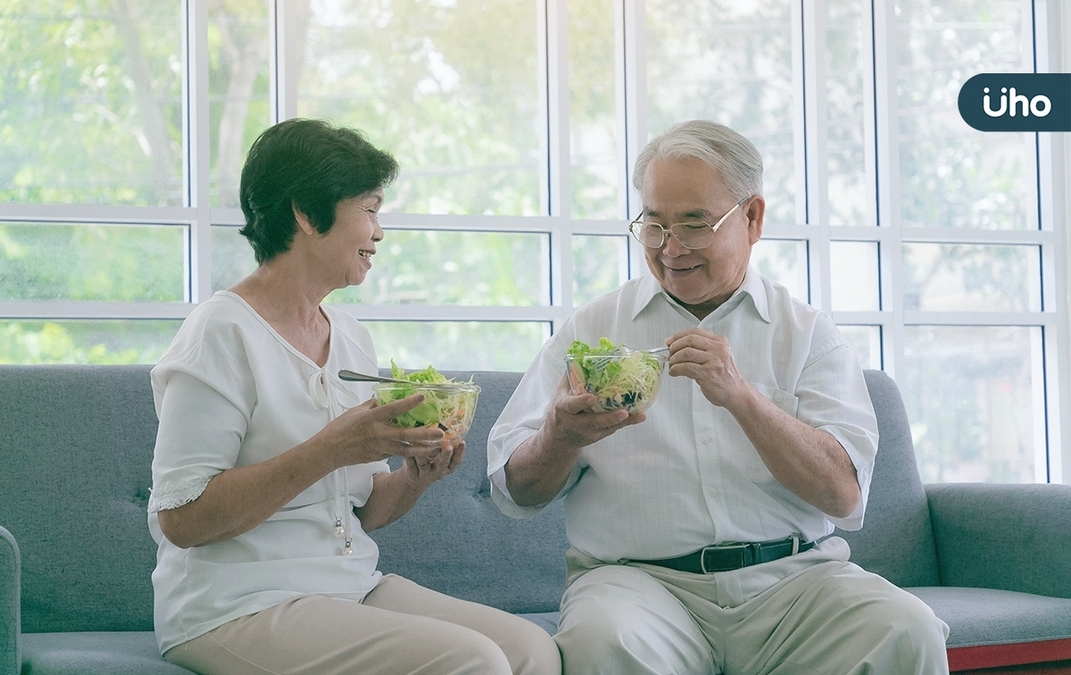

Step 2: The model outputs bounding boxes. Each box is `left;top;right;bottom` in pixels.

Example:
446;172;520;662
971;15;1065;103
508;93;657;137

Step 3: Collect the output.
292;201;317;236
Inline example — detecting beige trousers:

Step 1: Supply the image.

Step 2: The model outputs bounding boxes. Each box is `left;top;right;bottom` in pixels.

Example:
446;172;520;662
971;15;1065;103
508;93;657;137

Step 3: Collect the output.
555;537;950;675
164;574;561;675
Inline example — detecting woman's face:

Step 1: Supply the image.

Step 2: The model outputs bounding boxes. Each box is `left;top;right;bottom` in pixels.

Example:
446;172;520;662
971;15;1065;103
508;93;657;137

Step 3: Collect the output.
322;189;384;288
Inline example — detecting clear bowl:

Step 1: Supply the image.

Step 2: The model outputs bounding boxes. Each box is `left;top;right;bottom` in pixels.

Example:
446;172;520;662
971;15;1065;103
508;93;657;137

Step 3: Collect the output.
372;381;481;443
565;348;667;413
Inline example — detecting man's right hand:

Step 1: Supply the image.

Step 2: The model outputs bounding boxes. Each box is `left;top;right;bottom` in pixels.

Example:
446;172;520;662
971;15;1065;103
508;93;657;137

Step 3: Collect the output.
545;378;647;449
503;376;646;506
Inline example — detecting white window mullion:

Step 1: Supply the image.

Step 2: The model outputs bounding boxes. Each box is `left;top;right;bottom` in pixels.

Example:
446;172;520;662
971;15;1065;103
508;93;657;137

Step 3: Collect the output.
871;0;902;377
270;0;300;124
620;0;647;279
1034;0;1069;481
184;0;212;305
799;0;831;311
542;0;572;318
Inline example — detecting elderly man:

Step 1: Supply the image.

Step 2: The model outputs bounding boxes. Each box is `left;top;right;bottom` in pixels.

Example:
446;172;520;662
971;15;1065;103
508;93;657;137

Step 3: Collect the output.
487;120;950;674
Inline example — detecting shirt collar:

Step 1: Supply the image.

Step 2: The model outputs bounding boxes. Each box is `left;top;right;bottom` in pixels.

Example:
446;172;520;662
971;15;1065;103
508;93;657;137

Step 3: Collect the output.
631;266;772;324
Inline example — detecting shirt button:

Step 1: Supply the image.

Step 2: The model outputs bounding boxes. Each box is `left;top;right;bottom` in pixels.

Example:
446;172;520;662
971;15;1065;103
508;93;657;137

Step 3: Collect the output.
708;489;717;497
773;392;784;403
700;436;711;444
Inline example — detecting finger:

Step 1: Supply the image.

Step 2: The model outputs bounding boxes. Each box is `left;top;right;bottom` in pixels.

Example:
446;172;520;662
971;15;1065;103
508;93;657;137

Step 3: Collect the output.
371;393;429;419
559;392;601;415
447;441;466;470
577;408;630;429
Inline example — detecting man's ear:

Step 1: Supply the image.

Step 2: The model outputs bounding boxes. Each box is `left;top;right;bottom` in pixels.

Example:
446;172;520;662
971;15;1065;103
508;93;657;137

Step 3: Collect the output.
292;201;317;236
745;195;765;245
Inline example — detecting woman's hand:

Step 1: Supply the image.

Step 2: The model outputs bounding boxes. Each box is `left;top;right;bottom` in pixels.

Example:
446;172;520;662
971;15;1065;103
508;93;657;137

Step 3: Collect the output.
318;393;447;469
356;439;466;531
402;439;466;487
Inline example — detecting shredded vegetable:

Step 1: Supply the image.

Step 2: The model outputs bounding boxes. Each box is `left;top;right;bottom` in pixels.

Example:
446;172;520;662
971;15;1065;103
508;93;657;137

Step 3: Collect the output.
566;338;664;413
373;361;480;441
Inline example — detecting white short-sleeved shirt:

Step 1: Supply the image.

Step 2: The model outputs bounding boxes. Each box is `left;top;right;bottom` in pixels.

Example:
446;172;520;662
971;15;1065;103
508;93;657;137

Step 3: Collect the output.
148;291;389;654
488;270;879;563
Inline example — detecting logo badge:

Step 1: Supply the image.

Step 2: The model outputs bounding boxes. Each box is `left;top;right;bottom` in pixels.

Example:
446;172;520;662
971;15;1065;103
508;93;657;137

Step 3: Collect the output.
958;73;1071;132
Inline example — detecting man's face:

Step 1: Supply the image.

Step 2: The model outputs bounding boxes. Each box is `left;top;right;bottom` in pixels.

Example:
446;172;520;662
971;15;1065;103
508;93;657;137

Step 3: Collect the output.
639;156;764;319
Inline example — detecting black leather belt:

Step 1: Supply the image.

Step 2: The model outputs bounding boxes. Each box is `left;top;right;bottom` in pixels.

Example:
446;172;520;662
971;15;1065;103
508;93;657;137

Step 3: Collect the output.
631;536;815;574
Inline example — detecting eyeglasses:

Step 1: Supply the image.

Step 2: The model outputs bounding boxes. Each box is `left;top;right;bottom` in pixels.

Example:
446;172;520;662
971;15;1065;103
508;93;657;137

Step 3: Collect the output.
628;196;750;250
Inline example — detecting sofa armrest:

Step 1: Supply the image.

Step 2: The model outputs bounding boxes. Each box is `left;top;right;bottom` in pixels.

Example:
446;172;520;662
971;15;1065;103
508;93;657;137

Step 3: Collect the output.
0;526;19;675
925;483;1071;598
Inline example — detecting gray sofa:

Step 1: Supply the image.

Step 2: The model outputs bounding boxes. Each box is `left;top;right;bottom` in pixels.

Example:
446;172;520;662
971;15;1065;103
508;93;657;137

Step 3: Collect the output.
1;365;1069;675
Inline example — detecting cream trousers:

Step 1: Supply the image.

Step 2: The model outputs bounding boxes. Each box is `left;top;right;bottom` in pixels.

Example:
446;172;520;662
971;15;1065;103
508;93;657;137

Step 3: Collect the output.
164;574;561;675
555;537;950;675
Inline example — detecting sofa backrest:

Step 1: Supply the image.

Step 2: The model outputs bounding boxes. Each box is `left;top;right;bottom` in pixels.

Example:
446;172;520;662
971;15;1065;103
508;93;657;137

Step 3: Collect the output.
0;364;158;633
835;370;941;587
0;364;934;635
369;371;569;615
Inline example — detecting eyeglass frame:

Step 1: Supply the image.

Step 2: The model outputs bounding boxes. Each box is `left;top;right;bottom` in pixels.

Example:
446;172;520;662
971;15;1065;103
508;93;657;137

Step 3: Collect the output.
628;196;751;250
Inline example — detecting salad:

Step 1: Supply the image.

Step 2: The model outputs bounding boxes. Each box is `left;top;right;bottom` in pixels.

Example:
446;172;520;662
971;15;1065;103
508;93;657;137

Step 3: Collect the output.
372;361;480;442
565;338;666;413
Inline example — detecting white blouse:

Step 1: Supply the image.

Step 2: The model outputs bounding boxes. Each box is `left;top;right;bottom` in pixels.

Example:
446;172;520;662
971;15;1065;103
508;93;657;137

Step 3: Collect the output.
147;291;389;654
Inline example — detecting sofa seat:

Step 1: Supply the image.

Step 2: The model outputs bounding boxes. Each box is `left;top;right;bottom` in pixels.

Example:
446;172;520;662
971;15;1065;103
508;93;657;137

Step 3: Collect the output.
20;632;191;675
907;587;1071;672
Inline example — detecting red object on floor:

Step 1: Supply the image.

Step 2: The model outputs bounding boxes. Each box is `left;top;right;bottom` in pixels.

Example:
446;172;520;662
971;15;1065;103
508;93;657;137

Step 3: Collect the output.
948;638;1071;672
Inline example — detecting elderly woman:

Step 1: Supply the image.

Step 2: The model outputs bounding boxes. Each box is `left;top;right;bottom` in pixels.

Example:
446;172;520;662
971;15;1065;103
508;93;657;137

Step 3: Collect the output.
147;119;560;675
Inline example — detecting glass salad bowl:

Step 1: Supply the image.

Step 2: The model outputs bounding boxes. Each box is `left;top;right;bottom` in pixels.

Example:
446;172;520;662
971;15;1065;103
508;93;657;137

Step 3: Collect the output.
565;343;667;414
371;380;481;444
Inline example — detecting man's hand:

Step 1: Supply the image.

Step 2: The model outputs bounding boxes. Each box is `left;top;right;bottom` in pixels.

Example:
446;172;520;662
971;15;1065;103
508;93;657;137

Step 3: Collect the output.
664;327;861;517
546;377;647;448
504;376;647;507
664;327;750;410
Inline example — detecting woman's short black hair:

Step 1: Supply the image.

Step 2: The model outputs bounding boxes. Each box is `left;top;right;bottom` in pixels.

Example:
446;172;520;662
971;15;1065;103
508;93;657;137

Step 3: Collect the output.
238;118;400;264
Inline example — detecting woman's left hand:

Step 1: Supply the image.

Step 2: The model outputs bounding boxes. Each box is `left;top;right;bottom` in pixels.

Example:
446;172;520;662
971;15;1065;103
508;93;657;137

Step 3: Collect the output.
402;440;466;486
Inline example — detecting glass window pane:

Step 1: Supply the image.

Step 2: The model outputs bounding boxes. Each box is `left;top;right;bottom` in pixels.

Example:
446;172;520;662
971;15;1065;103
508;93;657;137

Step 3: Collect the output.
903;243;1040;312
0;320;180;364
831;241;879;311
825;0;868;226
569;0;619;219
752;239;807;301
212;225;258;292
0;223;185;302
295;0;541;216
364;321;549;372
647;1;796;224
902;325;1043;483
573;235;628;307
209;0;270;208
895;0;1034;230
0;1;184;206
329;230;548;306
839;325;881;370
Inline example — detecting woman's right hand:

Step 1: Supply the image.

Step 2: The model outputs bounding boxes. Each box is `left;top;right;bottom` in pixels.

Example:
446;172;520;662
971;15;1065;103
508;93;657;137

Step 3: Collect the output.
318;393;446;468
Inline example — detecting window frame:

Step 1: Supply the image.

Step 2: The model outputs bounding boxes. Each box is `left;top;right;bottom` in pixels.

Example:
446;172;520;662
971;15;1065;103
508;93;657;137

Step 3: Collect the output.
0;0;1067;483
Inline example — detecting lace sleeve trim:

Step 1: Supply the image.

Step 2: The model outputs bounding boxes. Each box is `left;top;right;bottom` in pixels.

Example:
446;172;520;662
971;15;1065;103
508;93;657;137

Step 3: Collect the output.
148;475;214;513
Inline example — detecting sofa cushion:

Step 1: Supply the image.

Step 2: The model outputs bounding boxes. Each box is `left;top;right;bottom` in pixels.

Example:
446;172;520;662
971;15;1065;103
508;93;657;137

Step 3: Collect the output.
370;371;569;616
835;370;941;587
0;365;158;633
20;632;193;674
907;587;1071;671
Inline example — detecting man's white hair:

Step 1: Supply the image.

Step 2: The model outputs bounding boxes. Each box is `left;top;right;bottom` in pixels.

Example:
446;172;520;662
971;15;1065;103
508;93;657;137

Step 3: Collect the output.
632;120;764;201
